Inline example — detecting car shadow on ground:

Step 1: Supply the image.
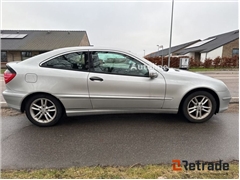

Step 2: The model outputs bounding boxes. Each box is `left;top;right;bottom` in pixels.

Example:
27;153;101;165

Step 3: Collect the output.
49;113;228;137
61;113;187;126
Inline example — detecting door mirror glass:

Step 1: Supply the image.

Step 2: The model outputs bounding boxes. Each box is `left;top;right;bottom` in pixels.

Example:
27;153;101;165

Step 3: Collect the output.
149;70;158;79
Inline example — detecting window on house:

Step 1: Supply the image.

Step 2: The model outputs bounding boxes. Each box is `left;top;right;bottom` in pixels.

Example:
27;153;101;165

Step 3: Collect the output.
21;51;32;60
232;48;239;57
1;52;7;62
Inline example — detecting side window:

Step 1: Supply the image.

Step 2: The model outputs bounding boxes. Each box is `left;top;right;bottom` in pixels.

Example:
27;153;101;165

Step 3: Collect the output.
41;52;88;71
21;51;32;60
1;52;7;62
232;48;239;57
91;52;149;77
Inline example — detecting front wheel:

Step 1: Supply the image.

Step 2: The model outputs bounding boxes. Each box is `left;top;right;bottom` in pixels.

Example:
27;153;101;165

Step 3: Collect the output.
182;91;217;123
25;94;63;127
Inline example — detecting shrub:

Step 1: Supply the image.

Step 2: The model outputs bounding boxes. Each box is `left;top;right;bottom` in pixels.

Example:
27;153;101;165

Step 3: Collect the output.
213;57;221;68
144;56;239;69
203;59;212;68
189;57;201;68
232;56;239;68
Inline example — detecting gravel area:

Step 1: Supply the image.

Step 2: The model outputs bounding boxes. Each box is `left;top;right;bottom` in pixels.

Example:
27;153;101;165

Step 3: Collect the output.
1;103;238;116
1;108;23;116
225;103;239;113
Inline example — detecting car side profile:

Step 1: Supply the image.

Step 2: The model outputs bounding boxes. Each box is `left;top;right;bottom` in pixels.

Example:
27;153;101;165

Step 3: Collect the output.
3;46;231;126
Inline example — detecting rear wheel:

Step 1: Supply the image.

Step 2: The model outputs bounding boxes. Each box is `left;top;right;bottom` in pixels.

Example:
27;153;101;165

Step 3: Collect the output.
25;94;63;127
182;91;217;123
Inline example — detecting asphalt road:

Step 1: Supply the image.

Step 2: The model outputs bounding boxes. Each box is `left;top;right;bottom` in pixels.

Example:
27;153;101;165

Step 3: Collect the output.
199;72;239;99
2;111;238;169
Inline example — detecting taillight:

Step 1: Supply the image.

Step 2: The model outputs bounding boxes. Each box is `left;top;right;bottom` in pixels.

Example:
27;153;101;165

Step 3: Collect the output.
4;69;16;84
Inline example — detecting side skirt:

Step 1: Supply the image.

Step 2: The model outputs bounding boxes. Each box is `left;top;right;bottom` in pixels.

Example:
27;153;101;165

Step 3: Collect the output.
65;108;178;117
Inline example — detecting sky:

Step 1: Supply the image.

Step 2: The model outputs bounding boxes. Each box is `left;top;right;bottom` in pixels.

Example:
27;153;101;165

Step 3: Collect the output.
1;0;239;56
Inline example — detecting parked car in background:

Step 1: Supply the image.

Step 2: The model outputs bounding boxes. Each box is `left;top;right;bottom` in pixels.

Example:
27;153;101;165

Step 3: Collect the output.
3;47;231;126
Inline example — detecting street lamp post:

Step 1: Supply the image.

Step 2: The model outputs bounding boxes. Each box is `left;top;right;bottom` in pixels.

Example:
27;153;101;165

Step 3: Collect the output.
157;45;164;66
161;46;163;66
168;0;174;67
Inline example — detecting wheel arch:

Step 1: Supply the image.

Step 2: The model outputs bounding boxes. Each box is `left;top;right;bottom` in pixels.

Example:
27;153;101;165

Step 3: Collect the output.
179;88;220;114
20;92;66;114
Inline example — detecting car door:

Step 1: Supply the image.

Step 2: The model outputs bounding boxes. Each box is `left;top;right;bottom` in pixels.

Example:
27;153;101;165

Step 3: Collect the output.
40;51;92;110
87;50;166;109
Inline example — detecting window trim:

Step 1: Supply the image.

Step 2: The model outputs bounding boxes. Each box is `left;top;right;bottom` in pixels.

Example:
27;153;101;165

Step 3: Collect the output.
232;48;239;57
89;51;150;78
40;51;90;72
21;51;32;60
1;51;7;62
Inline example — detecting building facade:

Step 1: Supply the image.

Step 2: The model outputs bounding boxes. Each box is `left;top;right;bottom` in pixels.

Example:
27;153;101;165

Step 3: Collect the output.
146;30;239;62
1;30;90;67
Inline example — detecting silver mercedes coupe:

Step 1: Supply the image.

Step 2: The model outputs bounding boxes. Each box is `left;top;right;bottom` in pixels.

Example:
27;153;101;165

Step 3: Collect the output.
2;47;231;126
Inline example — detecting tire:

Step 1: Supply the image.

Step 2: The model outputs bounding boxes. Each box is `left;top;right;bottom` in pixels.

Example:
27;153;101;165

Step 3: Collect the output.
182;91;217;123
25;94;63;127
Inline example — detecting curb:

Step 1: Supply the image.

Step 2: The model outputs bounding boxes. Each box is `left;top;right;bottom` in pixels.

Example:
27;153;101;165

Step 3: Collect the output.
230;97;239;104
1;102;8;108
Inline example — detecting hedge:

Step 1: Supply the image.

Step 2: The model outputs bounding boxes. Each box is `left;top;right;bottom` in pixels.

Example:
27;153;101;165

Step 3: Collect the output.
145;56;239;68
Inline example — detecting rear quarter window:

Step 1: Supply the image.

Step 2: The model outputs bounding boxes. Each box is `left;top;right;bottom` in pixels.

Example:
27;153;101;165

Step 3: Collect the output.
41;52;89;71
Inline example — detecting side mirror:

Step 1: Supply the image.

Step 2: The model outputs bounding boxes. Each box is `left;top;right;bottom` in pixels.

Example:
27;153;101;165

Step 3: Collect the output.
149;70;158;79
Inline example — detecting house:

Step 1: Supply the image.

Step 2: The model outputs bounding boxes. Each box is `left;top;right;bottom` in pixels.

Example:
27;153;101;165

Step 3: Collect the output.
1;30;90;67
176;30;239;61
146;30;239;62
145;40;200;58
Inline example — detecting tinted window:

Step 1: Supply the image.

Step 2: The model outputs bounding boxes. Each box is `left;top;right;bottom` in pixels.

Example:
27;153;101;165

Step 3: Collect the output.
21;51;32;60
42;52;88;71
91;52;149;77
232;48;239;57
1;52;7;62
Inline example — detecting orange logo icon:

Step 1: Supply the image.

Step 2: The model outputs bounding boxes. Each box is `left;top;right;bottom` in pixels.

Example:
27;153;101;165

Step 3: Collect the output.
172;159;182;171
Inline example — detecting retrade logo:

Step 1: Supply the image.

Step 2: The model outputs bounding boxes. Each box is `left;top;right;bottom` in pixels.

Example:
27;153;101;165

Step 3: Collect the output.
172;159;182;171
172;159;229;171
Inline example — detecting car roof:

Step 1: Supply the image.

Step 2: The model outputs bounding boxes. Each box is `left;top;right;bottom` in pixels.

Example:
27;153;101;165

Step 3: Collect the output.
18;46;136;66
14;46;163;73
50;46;132;53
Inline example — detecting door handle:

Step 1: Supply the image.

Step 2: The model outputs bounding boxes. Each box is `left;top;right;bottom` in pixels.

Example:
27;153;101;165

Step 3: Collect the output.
89;76;103;81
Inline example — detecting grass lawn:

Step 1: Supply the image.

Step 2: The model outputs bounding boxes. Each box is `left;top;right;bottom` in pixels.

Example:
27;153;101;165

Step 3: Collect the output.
1;69;6;74
189;67;239;72
1;163;239;179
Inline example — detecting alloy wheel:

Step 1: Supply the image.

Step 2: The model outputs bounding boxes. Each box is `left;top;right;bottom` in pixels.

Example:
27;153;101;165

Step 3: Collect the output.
187;95;212;120
30;98;57;123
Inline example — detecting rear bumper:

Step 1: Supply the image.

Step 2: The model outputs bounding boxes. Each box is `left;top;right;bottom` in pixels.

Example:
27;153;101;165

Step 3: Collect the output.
2;90;26;111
